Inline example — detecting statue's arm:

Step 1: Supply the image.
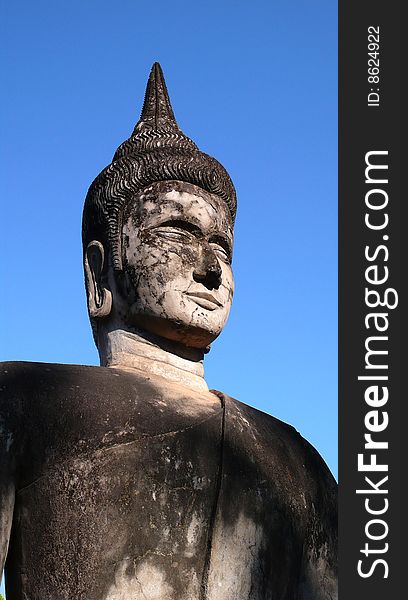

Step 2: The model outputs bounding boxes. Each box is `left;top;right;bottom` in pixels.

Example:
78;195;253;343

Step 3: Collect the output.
0;367;19;573
298;443;338;600
0;435;16;574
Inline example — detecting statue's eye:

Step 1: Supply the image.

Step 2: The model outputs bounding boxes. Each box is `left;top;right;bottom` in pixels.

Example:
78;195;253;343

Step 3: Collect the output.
210;243;231;264
149;220;200;242
153;226;194;242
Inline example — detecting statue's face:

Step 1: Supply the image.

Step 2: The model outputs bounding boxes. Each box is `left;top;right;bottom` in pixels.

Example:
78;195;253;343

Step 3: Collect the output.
117;180;234;348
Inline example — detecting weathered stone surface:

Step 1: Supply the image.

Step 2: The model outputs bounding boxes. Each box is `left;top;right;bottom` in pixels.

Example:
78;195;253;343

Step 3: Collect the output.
1;362;336;599
1;362;223;599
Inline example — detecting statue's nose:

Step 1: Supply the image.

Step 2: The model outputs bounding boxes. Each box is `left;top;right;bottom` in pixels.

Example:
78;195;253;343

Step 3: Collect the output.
193;244;222;290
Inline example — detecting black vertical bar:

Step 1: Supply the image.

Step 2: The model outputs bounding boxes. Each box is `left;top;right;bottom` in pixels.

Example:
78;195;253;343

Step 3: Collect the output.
339;1;407;598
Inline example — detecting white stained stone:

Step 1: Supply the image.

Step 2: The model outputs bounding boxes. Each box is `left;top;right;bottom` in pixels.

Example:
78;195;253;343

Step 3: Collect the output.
105;559;174;600
206;513;264;599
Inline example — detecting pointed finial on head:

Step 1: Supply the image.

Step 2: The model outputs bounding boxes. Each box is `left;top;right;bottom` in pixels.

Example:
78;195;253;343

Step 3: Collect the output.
136;62;177;131
113;62;198;161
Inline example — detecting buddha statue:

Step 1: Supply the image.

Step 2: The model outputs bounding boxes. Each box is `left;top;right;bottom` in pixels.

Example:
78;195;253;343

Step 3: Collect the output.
0;63;337;599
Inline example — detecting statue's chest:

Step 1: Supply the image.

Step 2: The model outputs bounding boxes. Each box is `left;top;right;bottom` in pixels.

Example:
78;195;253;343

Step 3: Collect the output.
13;397;224;599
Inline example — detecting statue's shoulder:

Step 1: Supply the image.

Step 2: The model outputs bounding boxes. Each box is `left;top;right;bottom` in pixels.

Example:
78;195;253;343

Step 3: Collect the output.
0;360;103;392
0;360;151;391
1;360;95;377
220;391;337;504
0;362;146;412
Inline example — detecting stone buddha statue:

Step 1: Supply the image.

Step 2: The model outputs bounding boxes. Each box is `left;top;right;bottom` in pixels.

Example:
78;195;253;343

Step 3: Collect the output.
0;63;337;599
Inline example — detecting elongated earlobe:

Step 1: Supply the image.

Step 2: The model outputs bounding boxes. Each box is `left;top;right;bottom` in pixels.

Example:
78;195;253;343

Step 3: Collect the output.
84;241;112;318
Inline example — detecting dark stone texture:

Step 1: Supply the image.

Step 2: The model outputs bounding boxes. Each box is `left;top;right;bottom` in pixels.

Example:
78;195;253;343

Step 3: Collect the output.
1;362;337;599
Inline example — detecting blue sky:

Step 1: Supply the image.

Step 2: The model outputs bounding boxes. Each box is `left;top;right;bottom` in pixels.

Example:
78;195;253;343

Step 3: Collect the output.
1;1;336;589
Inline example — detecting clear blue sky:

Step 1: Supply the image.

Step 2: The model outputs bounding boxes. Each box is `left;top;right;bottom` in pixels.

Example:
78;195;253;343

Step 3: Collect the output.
1;3;337;588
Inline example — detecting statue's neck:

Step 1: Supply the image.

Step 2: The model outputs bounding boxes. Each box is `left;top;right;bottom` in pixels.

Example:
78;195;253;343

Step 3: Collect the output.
97;326;208;393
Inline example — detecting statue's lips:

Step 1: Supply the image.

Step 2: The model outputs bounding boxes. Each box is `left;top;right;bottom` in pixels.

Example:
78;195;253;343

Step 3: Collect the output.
185;291;223;310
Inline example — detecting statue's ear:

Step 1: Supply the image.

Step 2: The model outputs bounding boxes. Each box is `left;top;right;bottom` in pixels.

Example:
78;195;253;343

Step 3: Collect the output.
84;241;112;318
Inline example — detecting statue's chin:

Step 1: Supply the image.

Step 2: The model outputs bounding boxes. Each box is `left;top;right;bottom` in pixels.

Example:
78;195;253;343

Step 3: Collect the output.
128;313;220;350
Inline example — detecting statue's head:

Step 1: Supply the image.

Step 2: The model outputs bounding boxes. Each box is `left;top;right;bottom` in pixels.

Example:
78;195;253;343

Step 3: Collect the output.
82;63;237;351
